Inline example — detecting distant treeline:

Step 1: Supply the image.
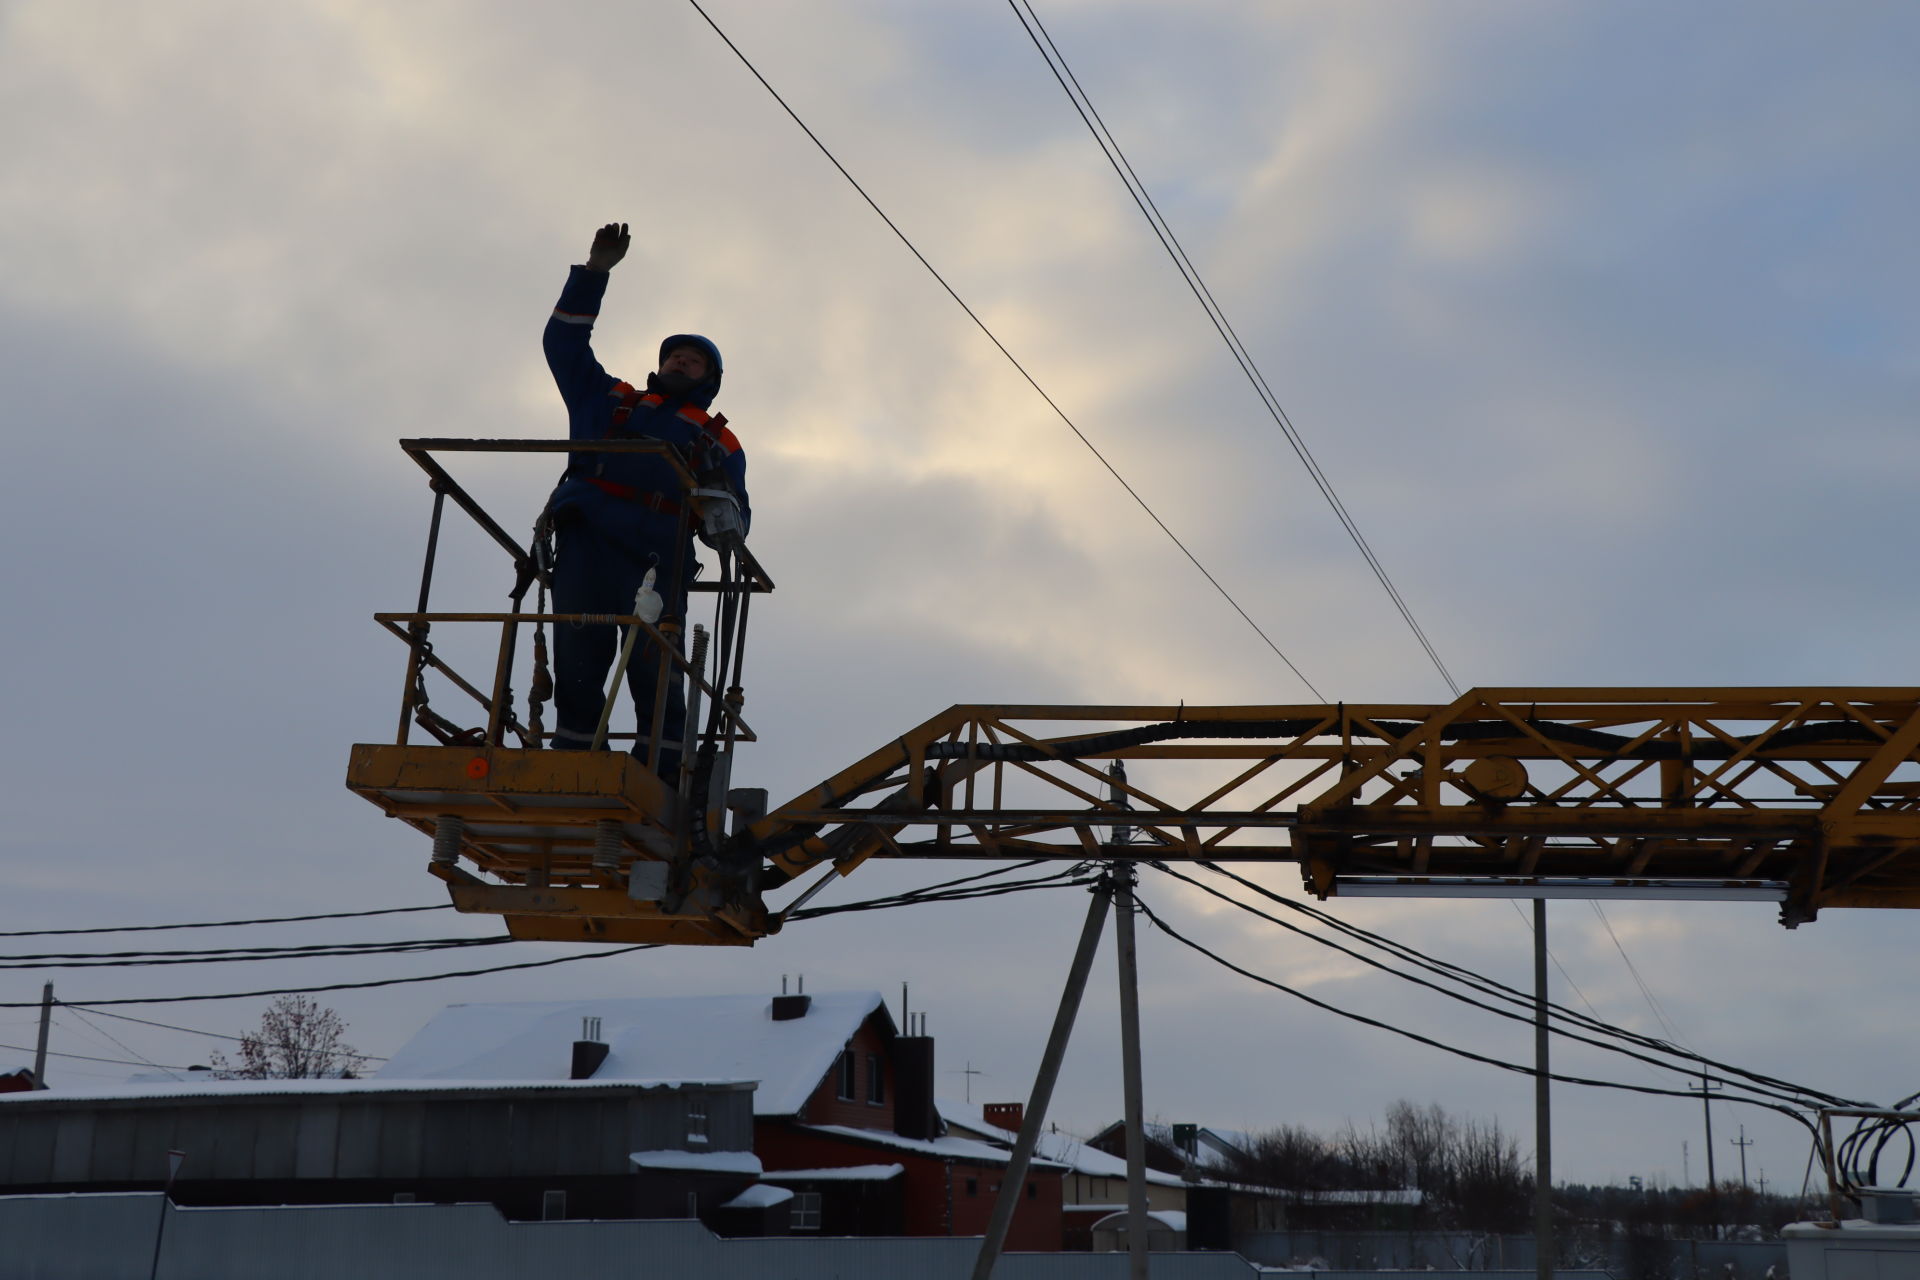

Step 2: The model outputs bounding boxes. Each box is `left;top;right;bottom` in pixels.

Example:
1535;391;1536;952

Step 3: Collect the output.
1227;1100;1819;1241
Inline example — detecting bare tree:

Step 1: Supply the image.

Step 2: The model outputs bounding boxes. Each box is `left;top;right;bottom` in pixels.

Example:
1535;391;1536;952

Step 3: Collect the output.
210;996;368;1079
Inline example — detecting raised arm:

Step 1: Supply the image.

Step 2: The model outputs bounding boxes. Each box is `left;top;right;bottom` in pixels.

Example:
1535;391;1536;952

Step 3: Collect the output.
543;223;629;422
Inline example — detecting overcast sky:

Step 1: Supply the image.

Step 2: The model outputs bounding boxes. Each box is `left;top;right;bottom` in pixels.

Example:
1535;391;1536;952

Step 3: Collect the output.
4;0;1917;1191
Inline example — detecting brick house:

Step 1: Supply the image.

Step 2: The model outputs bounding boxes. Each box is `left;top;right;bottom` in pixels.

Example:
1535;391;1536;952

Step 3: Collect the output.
381;990;1067;1247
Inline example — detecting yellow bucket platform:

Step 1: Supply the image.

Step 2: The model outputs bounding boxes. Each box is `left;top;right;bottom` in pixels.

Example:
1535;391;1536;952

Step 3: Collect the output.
346;744;769;945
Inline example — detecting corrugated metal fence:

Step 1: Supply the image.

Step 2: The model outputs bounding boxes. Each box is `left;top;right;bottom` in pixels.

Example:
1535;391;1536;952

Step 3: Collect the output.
1236;1229;1786;1280
0;1193;1640;1280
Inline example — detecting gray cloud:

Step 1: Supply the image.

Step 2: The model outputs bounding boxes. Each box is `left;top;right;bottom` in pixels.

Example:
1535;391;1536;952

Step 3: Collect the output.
3;0;1916;1185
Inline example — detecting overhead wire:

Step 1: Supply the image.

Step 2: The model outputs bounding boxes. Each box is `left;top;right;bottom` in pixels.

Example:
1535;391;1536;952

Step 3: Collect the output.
1504;899;1602;1021
58;1005;391;1061
54;1008;245;1043
0;936;512;970
789;865;1097;921
59;1007;186;1082
0;865;1080;1008
1190;863;1853;1107
1588;900;1692;1049
0;944;662;1008
0;1040;198;1071
1006;0;1459;697
1154;865;1851;1111
0;904;450;938
680;0;1321;698
1130;890;1818;1135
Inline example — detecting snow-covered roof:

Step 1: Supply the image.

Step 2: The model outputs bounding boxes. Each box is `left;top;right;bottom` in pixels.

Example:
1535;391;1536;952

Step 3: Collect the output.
763;1164;906;1182
1091;1208;1188;1232
798;1123;1070;1171
0;1077;731;1105
120;1068;217;1086
936;1097;1186;1187
1086;1119;1251;1172
723;1184;795;1209
629;1149;762;1175
1294;1188;1423;1206
377;992;890;1117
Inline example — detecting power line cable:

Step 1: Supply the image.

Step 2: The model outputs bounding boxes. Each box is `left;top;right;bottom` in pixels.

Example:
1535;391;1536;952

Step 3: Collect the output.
1154;865;1847;1111
1;937;506;962
56;1008;244;1043
0;937;512;971
61;1005;390;1061
0;944;662;1008
1506;898;1680;1096
1006;0;1459;696
1505;898;1610;1028
681;0;1321;698
0;869;1081;1008
0;904;451;938
1588;900;1691;1048
1189;864;1854;1106
790;867;1096;920
1132;890;1817;1134
0;1040;198;1071
60;1007;186;1082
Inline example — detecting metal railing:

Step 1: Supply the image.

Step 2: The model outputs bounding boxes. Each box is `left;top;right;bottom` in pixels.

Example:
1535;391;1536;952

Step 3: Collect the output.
387;438;772;767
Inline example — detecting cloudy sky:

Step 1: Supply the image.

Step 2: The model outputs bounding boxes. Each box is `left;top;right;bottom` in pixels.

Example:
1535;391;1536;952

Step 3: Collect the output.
4;0;1916;1190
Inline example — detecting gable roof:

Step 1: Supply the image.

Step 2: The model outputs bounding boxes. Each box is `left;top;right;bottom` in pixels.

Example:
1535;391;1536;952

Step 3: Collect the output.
1087;1120;1252;1173
937;1097;1186;1186
377;991;890;1117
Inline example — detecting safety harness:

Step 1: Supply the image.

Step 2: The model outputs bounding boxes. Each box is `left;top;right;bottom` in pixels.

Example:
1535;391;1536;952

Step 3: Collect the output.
581;383;733;513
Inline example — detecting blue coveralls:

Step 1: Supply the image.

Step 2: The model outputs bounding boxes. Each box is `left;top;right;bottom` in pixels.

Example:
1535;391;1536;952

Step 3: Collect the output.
542;266;751;776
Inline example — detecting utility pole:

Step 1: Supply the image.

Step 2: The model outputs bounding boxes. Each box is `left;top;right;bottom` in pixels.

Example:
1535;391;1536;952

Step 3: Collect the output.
1731;1126;1753;1192
1533;900;1554;1280
1683;1140;1690;1187
971;872;1114;1280
1109;762;1150;1280
32;982;52;1090
1690;1071;1723;1238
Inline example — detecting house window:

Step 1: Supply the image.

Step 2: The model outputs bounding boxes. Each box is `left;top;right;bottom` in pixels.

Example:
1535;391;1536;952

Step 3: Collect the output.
836;1048;856;1100
966;1177;978;1197
792;1191;822;1231
542;1190;567;1221
687;1097;709;1145
866;1053;885;1104
1027;1183;1037;1200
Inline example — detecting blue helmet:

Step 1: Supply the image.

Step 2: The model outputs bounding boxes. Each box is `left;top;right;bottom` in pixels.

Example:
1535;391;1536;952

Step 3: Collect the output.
658;333;723;404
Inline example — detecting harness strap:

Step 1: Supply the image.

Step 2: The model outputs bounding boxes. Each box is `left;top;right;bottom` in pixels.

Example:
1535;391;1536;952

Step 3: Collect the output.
584;476;683;514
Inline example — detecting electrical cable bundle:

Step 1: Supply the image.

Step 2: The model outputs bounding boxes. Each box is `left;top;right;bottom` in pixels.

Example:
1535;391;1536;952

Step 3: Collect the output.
1132;863;1851;1143
1834;1095;1920;1194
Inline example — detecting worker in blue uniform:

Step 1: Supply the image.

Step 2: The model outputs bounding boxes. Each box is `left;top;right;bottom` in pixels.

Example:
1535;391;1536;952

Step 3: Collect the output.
542;222;750;779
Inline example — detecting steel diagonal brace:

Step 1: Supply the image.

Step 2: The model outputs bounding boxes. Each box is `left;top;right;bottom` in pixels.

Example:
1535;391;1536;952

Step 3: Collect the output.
1298;692;1481;819
1791;704;1920;920
749;706;978;883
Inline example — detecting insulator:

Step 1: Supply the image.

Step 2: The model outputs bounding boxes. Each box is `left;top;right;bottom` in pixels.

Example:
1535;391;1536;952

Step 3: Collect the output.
593;819;624;873
431;814;465;866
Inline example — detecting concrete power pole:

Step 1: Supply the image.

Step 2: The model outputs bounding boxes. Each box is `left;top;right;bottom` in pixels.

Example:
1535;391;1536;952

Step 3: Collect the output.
1108;762;1150;1280
1691;1072;1723;1236
32;983;52;1090
1731;1126;1753;1192
1534;900;1553;1280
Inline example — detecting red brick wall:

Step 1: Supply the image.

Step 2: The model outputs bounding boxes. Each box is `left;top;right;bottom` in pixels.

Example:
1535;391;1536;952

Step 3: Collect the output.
912;1155;1063;1250
795;1016;895;1131
758;1123;1062;1249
